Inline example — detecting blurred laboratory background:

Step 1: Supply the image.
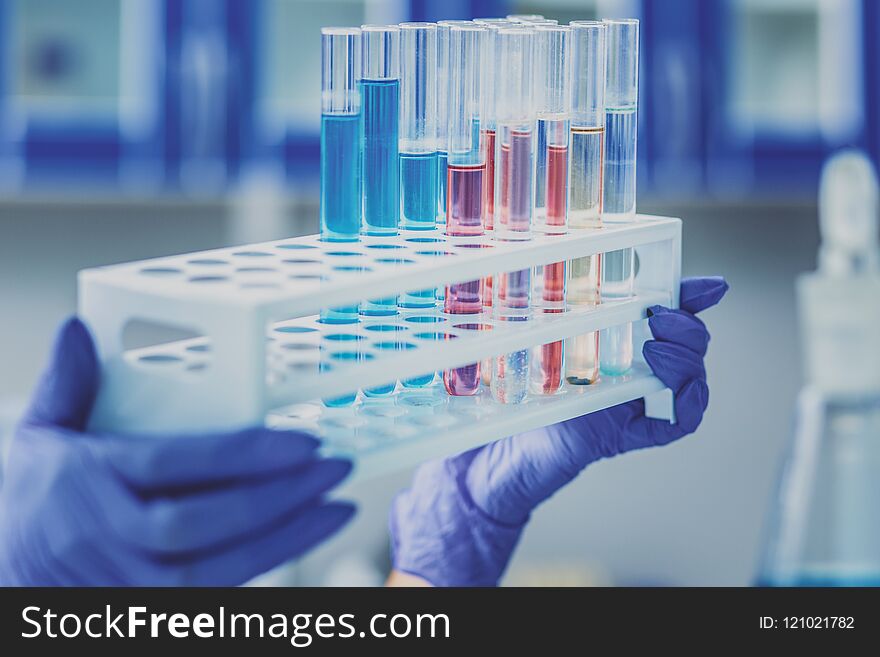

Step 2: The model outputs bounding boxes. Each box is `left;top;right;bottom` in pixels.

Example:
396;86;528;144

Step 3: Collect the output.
1;0;878;585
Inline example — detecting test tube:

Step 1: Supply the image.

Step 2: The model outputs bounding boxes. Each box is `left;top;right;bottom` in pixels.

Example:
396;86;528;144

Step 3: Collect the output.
506;14;545;22
442;23;486;397
398;23;439;321
565;21;605;386
399;23;438;232
600;19;639;376
436;21;472;228
531;25;571;395
492;27;534;404
360;25;400;319
320;27;362;327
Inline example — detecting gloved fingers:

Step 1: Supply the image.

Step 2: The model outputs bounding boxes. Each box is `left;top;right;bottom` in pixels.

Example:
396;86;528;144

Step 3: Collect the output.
23;317;99;432
96;428;323;492
642;340;706;391
619;379;708;449
113;458;352;554
147;501;356;586
679;276;729;315
647;307;710;356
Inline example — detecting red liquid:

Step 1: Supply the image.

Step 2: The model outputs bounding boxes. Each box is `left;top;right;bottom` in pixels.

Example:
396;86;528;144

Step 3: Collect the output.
498;129;533;235
482;129;496;231
445;162;484;395
546;145;568;231
541;261;565;394
540;341;564;394
446;163;484;237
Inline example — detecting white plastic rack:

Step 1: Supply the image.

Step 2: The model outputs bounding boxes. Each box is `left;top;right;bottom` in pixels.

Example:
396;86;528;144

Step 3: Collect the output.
79;214;681;481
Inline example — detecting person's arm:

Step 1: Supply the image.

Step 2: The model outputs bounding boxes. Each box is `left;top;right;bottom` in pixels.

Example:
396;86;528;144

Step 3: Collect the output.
388;276;728;587
0;318;355;586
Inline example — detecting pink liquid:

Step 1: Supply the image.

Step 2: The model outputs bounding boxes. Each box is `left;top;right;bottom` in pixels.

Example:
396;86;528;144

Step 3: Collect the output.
482;130;496;231
481;130;496;313
444;163;484;395
540;261;565;394
446;163;484;237
546;145;568;231
498;128;533;236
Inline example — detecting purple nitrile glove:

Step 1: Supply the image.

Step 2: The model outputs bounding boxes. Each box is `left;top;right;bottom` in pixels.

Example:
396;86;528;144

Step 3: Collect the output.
0;318;355;586
390;276;728;586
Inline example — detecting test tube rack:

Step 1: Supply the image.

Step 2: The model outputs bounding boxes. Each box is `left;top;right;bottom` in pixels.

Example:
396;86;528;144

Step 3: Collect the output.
78;215;680;482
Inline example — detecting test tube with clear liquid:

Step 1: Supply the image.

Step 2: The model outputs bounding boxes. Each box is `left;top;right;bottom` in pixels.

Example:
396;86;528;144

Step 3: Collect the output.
320;28;362;330
359;26;400;394
442;23;487;396
531;25;571;395
600;19;638;376
565;21;606;386
492;27;534;404
398;23;439;387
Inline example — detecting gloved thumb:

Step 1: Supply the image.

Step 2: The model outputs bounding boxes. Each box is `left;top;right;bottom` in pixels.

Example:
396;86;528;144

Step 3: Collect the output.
22;317;99;431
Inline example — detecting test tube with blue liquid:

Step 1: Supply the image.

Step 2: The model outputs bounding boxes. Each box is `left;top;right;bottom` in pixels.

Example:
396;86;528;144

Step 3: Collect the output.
319;28;360;407
566;21;606;386
600;19;639;376
398;22;438;387
531;25;571;395
442;23;487;396
492;27;534;404
360;25;400;319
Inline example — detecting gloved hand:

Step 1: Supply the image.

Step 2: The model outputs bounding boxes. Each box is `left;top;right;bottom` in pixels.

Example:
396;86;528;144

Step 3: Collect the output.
0;318;354;586
390;276;728;586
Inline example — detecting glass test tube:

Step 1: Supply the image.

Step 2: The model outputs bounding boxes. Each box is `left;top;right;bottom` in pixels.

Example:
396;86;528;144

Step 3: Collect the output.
506;14;545;22
443;23;486;397
566;21;606;386
320;28;362;327
436;21;471;228
360;25;400;320
477;22;516;384
531;25;571;395
399;23;438;232
600;19;639;376
398;23;439;321
492;27;534;404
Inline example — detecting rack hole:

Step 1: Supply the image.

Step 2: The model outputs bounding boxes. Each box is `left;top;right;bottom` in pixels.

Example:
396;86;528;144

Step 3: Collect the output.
276;243;318;250
324;333;365;342
139;354;183;364
275;326;318;334
282;259;322;265
187;258;228;266
364;324;408;332
375;257;416;265
140;267;182;276
405;315;446;324
372;341;418;350
232;251;273;257
453;323;493;331
454;243;494;249
189;275;228;283
406;237;445;243
413;332;457;340
415;250;455;257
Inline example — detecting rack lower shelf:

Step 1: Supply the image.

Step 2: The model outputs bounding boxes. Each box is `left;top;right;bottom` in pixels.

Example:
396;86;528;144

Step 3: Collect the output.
267;362;670;483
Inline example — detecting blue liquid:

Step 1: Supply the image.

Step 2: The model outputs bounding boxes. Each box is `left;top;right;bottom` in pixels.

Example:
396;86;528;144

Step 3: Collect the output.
401;151;439;229
361;79;400;236
320;307;359;324
603;107;637;221
402;373;435;388
399;150;438;307
437;151;448;225
360;298;398;317
321;358;356;408
399;289;435;309
320;113;361;241
363;384;396;397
